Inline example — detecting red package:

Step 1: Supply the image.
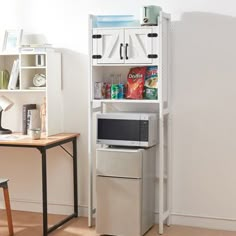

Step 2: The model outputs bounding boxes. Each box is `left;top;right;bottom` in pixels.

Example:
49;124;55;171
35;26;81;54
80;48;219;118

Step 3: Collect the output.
126;67;146;99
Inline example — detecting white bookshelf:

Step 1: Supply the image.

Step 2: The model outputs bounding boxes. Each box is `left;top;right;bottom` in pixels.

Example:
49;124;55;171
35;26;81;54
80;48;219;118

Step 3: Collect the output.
0;51;62;136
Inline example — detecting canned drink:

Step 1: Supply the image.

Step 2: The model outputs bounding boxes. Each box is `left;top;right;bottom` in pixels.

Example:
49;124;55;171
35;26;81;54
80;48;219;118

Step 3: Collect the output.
94;82;106;99
117;83;124;99
101;82;106;98
105;83;111;99
94;82;103;99
111;84;119;99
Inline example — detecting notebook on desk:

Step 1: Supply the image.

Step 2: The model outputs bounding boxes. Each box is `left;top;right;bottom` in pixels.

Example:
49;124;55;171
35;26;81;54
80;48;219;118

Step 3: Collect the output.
0;134;27;141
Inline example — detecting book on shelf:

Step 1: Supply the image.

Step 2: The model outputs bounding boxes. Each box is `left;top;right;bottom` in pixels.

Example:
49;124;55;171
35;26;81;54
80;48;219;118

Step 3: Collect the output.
22;104;37;135
8;59;19;90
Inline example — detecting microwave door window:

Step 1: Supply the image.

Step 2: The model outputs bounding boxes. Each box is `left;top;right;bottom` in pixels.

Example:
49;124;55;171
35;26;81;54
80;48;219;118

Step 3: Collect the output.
97;119;140;141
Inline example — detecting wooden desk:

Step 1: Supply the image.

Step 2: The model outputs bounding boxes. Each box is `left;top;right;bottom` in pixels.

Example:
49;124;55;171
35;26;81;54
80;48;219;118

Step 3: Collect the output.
0;133;79;236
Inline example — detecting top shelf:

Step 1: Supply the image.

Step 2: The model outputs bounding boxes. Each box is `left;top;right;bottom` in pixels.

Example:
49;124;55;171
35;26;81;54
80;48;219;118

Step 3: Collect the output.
94;25;158;30
91;11;170;29
21;66;46;69
0;52;19;56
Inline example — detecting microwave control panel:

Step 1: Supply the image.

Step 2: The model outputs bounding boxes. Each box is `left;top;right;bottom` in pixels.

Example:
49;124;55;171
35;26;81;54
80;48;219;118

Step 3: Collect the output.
140;120;149;141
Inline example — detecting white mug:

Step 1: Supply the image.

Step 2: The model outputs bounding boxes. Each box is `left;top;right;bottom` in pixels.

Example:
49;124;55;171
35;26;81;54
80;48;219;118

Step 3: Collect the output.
29;128;41;140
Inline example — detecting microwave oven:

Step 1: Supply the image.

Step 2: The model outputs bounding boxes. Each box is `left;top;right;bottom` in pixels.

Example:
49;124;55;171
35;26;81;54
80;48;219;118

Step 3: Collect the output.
97;113;158;147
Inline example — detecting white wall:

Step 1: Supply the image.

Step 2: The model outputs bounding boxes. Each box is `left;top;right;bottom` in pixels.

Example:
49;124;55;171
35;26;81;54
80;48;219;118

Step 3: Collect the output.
0;0;236;231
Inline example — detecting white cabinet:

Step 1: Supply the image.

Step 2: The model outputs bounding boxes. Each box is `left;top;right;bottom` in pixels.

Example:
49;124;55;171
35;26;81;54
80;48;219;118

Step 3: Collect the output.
0;51;62;136
92;27;158;65
96;147;155;236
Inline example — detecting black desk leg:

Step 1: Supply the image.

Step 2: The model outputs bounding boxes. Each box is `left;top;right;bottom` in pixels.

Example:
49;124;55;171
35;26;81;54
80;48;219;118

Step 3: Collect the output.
73;138;78;217
41;148;48;236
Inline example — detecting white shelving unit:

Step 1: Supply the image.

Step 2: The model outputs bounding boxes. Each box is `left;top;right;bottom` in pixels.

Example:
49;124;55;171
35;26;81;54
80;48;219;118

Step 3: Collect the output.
88;12;171;235
0;51;62;136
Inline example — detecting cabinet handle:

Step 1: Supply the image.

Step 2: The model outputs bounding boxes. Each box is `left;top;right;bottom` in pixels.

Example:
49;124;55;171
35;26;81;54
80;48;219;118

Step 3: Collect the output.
125;43;128;60
120;43;123;60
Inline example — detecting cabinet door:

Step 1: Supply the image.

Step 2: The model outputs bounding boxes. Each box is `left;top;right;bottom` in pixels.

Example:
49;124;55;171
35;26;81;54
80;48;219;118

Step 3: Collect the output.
93;29;124;64
96;148;142;178
124;28;155;64
96;176;141;236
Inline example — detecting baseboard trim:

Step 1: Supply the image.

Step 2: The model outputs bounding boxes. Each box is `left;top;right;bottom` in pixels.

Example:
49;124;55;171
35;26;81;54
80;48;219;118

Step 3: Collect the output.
170;212;236;231
1;199;236;232
0;198;88;217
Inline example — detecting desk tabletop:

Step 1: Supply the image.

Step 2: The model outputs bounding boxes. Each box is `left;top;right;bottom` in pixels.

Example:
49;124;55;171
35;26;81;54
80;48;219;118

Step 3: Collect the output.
0;133;79;147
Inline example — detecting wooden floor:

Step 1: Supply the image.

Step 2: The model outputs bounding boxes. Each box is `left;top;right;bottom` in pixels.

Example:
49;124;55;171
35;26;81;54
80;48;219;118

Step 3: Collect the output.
0;210;236;236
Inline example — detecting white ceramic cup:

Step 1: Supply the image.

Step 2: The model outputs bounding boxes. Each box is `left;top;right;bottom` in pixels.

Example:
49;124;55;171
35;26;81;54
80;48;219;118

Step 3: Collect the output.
29;128;41;140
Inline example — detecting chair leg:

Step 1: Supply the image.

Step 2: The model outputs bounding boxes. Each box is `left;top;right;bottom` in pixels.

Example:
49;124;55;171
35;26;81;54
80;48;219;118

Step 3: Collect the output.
3;187;14;236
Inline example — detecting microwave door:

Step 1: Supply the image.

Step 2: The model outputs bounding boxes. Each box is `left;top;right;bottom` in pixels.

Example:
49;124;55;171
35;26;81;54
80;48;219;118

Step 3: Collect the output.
97;119;141;146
